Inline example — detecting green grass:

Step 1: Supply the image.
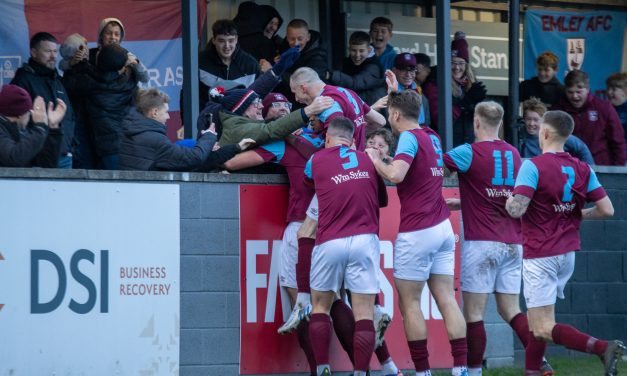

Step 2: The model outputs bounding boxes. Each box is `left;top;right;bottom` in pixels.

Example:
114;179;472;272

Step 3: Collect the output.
427;355;626;375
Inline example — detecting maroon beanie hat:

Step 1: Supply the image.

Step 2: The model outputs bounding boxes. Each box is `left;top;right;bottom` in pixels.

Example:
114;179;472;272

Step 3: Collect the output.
451;31;469;62
0;85;33;117
262;92;289;118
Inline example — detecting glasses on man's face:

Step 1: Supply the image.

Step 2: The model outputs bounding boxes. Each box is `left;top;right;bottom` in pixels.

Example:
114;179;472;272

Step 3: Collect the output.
451;61;467;67
252;98;263;106
271;102;292;110
398;67;416;73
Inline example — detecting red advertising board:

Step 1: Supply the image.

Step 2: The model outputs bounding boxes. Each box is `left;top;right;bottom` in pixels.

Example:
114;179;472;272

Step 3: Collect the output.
240;184;461;374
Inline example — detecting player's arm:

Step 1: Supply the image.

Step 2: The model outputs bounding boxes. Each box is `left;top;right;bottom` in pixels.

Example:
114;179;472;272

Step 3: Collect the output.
582;196;614;219
506;159;538;218
223;149;266;171
303;155;315;188
364;107;386;129
506;195;531;218
582;166;614;219
366;148;410;184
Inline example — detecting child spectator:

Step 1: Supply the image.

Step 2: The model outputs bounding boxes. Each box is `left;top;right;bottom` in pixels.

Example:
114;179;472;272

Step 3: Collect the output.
520;51;564;108
326;31;386;106
369;17;397;71
606;72;627;149
366;128;395;164
520;97;593;164
553;70;625;165
88;18;149;83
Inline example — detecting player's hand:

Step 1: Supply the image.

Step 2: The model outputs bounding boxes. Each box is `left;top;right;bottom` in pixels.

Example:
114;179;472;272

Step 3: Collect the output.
304;96;334;117
371;95;388;111
445;198;461;211
365;147;381;162
238;138;256;151
385;70;398;94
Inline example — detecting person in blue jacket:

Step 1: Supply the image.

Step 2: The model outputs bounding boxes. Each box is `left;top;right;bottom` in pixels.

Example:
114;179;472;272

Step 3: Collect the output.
521;97;594;165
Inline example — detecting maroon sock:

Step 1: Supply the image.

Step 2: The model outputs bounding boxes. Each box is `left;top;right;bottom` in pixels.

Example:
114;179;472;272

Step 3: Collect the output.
375;340;391;364
525;331;547;372
466;321;486;368
296;237;315;293
297;320;317;375
330;299;356;365
374;294;381;306
354;319;375;372
408;339;430;372
309;313;332;366
552;323;608;356
509;313;530;348
450;337;468;367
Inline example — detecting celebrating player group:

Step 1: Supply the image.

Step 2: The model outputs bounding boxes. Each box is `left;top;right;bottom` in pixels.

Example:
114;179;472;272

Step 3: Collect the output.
267;67;624;376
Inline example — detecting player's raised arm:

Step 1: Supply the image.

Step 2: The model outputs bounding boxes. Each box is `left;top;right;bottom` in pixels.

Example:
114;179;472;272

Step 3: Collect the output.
365;147;410;184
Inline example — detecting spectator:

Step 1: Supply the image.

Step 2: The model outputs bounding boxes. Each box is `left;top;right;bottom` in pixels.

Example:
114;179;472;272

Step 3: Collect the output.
118;88;251;171
59;33;97;169
606;72;627;149
210;86;333;147
422;31;487;145
198;19;261;108
413;53;431;87
326;31;386;106
520;51;564;108
88;18;149;83
553;70;625;166
366;128;395;164
520;97;594;164
369;17;397;71
391;52;430;127
233;1;284;65
63;44;140;170
0;85;66;167
275;19;329;105
262;92;292;121
11;32;75;168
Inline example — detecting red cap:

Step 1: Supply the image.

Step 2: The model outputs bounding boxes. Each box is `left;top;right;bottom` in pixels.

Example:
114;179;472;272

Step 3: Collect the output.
0;85;33;117
451;31;469;62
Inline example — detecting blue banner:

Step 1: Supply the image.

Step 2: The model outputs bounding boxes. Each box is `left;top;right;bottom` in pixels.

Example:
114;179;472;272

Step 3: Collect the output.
524;9;626;96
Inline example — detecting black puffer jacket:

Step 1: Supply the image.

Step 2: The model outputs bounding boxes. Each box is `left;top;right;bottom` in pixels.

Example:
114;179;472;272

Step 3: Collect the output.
198;44;261;107
520;76;564;108
63;68;138;157
233;2;283;62
330;56;386;106
119;108;217;171
275;30;329;105
0;116;63;168
11;59;75;156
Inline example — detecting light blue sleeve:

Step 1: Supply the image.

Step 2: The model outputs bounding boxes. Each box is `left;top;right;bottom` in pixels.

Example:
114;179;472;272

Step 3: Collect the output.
394;131;419;158
318;101;343;123
587;166;602;193
259;140;286;163
304;156;314;179
446;143;473;173
514;159;539;189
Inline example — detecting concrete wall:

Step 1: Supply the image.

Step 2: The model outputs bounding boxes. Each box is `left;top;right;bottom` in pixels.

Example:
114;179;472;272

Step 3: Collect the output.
2;166;625;375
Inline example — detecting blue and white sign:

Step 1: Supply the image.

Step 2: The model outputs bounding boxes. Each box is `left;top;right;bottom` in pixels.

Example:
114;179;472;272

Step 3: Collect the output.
0;181;180;375
524;9;627;95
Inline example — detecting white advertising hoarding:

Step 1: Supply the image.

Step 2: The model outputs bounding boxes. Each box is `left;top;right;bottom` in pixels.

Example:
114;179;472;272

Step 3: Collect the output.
0;181;180;375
